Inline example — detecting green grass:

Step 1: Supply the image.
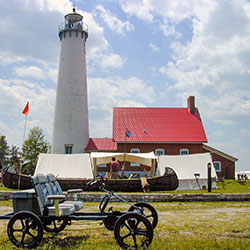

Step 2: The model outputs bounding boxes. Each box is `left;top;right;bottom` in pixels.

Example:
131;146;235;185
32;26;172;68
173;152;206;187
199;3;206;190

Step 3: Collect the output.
0;185;22;192
153;179;250;194
214;179;250;193
0;201;249;249
0;179;249;249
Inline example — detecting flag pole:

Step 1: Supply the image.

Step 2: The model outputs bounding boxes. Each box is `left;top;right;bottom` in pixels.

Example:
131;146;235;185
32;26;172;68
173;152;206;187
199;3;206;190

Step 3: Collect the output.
122;129;128;176
23;114;27;141
19;101;29;189
18;114;27;190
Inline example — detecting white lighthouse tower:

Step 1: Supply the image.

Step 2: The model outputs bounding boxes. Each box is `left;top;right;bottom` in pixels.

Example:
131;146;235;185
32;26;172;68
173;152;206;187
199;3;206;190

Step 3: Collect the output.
52;8;89;154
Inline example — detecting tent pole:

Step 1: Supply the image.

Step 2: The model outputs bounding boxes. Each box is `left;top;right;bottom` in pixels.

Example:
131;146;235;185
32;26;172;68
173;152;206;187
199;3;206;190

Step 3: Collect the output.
122;130;127;173
89;153;95;178
151;159;155;176
93;158;97;177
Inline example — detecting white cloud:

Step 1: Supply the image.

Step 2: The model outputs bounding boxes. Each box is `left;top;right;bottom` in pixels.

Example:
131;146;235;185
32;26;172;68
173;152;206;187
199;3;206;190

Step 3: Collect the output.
88;76;155;108
159;65;168;75
119;0;215;36
99;53;126;69
149;42;160;53
120;0;215;22
79;11;109;58
13;66;45;79
0;51;32;66
78;9;128;72
0;0;63;65
88;76;155;137
47;68;58;83
160;19;182;38
0;0;129;76
46;0;72;13
0;0;129;143
119;0;154;22
0;77;55;147
96;5;134;35
0;0;112;69
157;0;250;125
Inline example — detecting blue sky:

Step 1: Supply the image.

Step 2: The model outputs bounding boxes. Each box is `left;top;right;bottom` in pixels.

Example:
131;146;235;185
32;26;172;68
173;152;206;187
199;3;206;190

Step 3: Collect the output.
0;0;250;172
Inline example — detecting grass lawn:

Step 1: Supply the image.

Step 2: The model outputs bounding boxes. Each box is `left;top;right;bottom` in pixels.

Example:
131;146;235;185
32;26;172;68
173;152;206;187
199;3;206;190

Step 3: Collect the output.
0;201;249;249
153;179;250;194
0;186;19;192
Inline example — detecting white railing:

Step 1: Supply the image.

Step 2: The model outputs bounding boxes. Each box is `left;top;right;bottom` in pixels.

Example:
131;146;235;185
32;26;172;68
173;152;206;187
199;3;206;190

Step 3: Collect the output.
58;21;88;34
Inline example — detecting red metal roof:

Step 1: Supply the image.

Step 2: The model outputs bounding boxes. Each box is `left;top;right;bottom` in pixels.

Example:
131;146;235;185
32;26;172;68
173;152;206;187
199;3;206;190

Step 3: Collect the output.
85;138;117;151
113;107;207;143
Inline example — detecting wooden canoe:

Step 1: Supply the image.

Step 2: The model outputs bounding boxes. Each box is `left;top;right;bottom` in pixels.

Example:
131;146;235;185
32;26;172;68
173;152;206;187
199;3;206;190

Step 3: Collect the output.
3;167;179;192
3;171;33;190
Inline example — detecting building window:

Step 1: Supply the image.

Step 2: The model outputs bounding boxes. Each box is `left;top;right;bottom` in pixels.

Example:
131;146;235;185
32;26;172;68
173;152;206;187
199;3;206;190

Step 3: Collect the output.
180;148;189;155
65;144;73;154
213;161;221;172
98;164;107;168
155;148;165;156
130;148;140;166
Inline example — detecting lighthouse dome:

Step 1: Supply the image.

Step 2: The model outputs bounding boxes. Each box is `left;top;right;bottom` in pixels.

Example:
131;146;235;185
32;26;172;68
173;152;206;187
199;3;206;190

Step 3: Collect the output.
65;10;83;22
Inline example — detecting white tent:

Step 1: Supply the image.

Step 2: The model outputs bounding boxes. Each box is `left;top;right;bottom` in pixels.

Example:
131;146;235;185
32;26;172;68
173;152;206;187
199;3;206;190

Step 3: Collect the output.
157;153;217;190
34;152;157;178
91;152;157;176
34;153;93;178
91;152;156;166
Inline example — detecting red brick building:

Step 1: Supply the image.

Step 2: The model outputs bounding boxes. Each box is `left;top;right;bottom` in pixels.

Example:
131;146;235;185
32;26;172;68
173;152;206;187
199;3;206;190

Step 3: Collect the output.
202;144;237;179
86;96;237;179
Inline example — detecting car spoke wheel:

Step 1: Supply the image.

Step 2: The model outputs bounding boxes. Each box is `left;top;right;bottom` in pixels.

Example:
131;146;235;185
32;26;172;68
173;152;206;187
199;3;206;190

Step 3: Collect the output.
7;211;43;249
43;217;68;233
128;202;158;229
114;213;153;250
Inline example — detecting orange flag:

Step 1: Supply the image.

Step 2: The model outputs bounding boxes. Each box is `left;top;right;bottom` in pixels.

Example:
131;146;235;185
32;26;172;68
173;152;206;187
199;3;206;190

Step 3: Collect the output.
22;101;29;116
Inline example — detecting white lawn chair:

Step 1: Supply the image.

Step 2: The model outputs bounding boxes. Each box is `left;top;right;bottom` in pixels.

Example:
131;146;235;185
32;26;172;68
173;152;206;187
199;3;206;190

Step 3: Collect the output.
46;173;83;211
32;174;75;216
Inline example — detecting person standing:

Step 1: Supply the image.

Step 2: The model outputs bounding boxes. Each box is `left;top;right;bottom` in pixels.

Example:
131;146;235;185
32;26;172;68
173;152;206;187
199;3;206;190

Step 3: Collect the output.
109;158;121;179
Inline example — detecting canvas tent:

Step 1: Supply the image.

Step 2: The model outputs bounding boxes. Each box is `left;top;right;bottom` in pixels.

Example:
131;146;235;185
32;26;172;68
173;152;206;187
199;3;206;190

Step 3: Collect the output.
157;153;217;190
91;152;157;176
34;153;93;178
90;152;156;166
34;152;157;179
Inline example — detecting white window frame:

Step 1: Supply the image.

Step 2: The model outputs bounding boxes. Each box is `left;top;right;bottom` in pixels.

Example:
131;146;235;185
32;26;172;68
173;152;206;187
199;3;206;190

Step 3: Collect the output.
130;148;140;166
155;148;165;156
180;148;189;155
98;164;107;168
213;161;221;172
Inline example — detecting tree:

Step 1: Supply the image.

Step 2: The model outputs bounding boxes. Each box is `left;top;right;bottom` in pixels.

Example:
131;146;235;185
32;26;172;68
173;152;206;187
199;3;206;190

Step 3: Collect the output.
0;134;10;166
9;145;22;173
22;127;49;175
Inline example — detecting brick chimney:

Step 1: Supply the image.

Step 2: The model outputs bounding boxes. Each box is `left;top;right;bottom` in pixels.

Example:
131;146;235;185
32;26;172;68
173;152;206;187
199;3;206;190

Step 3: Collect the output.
187;96;195;114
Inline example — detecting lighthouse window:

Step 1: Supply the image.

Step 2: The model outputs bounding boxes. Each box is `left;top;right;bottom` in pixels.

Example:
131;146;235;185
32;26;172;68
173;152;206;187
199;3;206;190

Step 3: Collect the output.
65;145;73;154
